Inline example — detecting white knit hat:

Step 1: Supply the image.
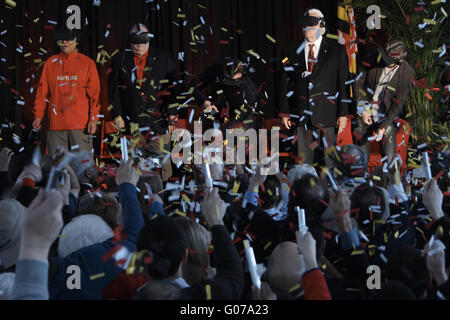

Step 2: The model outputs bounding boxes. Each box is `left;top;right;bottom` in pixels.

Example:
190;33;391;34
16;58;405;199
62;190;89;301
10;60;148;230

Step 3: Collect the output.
57;214;114;258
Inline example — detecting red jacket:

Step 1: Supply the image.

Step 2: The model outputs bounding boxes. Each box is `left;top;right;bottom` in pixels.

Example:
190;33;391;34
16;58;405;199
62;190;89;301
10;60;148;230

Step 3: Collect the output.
102;272;148;300
302;268;332;300
33;51;101;131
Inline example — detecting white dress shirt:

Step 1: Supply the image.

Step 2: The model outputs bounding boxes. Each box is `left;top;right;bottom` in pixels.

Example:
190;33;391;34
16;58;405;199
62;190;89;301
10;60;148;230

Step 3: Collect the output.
371;65;399;121
304;35;323;71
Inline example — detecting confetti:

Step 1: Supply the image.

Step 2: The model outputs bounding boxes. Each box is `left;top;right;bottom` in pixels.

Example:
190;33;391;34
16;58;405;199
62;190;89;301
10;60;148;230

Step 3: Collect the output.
243;240;261;289
205;284;211;300
5;0;16;8
265;33;276;43
90;273;105;280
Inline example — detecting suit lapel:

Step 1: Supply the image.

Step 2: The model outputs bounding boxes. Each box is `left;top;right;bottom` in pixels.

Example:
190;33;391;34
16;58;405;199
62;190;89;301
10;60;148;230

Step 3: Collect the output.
143;49;155;80
311;37;328;79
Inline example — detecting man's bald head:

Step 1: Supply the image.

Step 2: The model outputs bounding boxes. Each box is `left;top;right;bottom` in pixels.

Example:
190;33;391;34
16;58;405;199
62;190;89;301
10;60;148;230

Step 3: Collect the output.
266;241;305;294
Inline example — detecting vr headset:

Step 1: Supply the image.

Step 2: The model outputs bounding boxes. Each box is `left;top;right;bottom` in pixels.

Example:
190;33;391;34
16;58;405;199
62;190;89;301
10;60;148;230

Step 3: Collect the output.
222;59;246;87
377;48;402;66
129;23;152;44
54;26;77;42
297;9;326;28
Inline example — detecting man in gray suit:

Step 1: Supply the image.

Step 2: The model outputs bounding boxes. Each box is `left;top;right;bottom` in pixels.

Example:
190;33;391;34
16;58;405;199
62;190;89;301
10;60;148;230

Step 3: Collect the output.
353;40;414;166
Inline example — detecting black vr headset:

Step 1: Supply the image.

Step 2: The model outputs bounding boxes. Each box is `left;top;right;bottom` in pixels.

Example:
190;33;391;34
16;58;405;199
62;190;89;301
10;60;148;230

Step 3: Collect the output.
377;48;403;66
297;9;326;28
129;23;152;44
54;26;77;42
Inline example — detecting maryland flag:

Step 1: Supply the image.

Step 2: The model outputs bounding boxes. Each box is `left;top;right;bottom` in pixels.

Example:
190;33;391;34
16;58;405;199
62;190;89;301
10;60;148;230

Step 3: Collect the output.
337;0;358;75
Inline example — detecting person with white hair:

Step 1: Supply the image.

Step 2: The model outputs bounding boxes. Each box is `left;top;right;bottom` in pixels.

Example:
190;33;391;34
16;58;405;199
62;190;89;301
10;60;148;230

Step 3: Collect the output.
279;8;351;167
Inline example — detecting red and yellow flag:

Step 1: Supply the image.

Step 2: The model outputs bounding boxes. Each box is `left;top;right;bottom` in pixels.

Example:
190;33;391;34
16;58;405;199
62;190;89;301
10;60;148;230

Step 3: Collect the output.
337;0;358;75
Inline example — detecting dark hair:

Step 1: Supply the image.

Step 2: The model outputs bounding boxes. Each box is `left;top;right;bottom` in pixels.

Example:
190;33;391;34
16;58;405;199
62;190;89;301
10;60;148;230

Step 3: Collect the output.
386;246;431;299
287;173;329;225
7;153;28;186
369;280;416;300
329;144;368;179
350;183;386;234
132;280;182;300
258;175;282;210
78;192;121;229
137;216;187;280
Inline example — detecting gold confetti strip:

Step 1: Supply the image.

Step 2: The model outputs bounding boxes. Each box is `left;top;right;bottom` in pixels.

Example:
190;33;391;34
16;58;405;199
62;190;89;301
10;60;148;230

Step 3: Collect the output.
288;283;300;293
5;0;16;8
205;284;211;300
90;273;105;280
265;33;276;43
326;33;338;40
175;210;186;217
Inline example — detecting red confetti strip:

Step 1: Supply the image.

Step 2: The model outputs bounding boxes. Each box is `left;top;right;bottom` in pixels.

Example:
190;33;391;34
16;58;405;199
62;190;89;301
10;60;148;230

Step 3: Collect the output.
352;131;363;141
187;248;197;254
425;219;436;230
101;245;122;262
232;237;242;244
434;170;444;180
308;141;319;150
338;209;349;218
144;256;153;264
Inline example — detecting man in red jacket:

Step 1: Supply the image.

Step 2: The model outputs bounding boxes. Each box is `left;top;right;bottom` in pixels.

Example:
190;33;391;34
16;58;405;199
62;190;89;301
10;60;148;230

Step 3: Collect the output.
32;27;100;156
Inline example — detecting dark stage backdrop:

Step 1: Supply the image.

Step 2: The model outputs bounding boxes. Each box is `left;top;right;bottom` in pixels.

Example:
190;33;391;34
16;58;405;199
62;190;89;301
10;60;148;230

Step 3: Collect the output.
0;0;339;149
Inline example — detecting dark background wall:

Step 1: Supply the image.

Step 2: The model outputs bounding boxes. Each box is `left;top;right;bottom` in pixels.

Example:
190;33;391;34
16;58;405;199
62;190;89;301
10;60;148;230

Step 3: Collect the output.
0;0;339;142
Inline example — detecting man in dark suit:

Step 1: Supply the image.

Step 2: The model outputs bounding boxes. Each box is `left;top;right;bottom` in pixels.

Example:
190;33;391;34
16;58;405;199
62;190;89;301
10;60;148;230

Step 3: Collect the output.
353;40;414;166
279;8;350;166
109;23;179;135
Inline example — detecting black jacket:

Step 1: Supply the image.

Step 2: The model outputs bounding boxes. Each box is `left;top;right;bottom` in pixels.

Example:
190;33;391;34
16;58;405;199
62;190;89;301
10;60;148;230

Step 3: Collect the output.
355;60;414;129
108;48;178;133
279;37;350;127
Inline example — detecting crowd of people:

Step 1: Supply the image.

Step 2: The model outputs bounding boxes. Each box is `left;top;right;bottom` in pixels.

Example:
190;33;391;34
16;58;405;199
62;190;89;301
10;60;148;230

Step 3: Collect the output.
0;133;448;300
0;7;449;301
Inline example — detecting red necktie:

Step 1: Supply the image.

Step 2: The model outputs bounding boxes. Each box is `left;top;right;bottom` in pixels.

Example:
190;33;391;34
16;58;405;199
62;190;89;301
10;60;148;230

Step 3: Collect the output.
308;43;315;72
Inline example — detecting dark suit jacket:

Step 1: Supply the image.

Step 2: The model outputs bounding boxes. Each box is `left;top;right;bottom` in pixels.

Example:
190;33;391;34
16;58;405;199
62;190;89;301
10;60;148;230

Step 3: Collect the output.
108;48;178;132
279;37;350;127
355;60;414;129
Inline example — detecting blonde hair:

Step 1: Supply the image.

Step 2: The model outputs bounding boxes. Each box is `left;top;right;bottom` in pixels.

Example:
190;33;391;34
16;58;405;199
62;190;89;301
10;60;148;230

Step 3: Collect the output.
173;217;212;286
78;191;122;229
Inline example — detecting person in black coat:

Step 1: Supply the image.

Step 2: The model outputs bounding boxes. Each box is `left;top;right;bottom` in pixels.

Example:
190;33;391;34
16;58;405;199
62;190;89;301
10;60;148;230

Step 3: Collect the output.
278;8;350;166
191;58;259;132
108;23;179;135
353;40;414;166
